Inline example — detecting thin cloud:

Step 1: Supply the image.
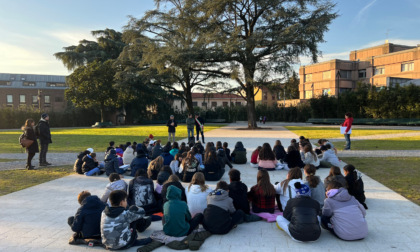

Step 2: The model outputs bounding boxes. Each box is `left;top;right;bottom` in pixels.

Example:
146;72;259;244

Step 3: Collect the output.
354;0;378;23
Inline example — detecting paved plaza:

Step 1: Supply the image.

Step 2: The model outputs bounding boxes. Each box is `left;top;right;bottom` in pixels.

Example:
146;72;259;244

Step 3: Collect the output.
0;123;420;251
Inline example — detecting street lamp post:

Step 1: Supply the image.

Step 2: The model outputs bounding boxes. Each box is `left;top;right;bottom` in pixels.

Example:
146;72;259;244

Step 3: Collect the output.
37;89;42;111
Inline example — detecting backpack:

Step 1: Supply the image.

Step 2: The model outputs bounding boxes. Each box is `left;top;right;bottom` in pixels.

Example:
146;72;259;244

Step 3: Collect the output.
34;122;40;138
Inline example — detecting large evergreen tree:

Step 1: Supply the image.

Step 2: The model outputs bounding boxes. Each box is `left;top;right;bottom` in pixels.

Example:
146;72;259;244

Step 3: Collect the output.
174;0;337;128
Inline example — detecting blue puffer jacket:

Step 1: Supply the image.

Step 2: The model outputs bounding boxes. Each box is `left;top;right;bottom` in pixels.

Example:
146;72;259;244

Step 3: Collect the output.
69;195;106;238
161;152;174;166
130;152;149;177
104;149;119;176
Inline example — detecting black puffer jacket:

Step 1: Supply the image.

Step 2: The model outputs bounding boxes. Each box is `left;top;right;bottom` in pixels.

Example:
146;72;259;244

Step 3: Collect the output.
217;148;232;168
82;155;99;173
68;195;106;238
128;176;159;215
228;181;250;214
104;149;119;176
273;145;286;161
345;172;367;208
74;151;89;174
38;119;52;144
283;196;321;242
284;150;304;168
24;127;39;153
203;158;225;181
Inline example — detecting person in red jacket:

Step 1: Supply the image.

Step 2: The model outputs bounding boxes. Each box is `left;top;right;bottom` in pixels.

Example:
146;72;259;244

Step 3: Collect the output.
341;112;353;150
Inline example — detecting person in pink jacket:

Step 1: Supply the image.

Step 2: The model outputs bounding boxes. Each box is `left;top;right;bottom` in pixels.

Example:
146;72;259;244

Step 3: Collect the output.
257;143;278;171
341;112;353;150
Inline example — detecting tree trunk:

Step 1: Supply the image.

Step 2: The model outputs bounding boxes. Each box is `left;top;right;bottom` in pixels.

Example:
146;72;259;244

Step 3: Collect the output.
184;87;195;116
246;84;257;128
100;103;105;123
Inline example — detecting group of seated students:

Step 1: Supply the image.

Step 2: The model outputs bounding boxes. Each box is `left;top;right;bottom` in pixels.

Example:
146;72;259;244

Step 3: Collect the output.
250;137;340;170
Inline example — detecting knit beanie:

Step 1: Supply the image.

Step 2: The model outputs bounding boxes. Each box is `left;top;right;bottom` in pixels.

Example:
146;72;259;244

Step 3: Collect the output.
294;182;311;196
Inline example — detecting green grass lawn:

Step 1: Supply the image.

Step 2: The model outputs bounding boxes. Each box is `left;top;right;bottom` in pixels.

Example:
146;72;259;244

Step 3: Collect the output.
0;165;74;196
341;157;420;206
334;135;420;150
0;124;224;153
0;158;21;162
285;126;415;139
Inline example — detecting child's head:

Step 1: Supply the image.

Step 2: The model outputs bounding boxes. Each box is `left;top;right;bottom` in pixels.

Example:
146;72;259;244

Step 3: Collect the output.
223;142;228;148
343;164;356;176
320;145;328;152
326;180;342;191
118;144;124;149
287;145;296;153
345;112;353;118
216;181;229;191
274;140;282;147
328;166;342;177
228;168;241;182
174;153;182;162
287;167;302;180
304;164;316;176
291;139;297;143
172;142;179;149
109;141;115;147
189;172;208;192
256;170;275;196
166;174;180;184
109;190;128;207
126;142;131;148
216;141;222;149
259;143;275;160
109;173;121;182
257;169;270;184
135;168;147;178
304;164;320;188
90;152;96;159
78;191;91;205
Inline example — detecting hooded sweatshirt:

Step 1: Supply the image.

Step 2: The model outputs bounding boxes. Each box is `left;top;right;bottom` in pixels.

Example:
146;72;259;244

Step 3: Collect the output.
275;178;305;208
185;184;212;217
74;151;89;174
123;146;136;165
322;187;368;241
130;147;148;177
228;181;250;214
101;180;128;204
319;149;340;167
163;185;191;237
101;205;145;250
231;142;247;164
105;149;120;176
70;195;106;238
203;189;236;234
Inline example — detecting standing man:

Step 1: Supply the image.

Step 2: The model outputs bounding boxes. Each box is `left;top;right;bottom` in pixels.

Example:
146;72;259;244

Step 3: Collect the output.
195;114;205;143
186;114;195;143
166;115;177;143
38;113;52;166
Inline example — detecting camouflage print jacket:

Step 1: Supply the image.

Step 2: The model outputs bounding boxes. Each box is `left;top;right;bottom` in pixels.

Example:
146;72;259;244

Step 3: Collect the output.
101;205;145;250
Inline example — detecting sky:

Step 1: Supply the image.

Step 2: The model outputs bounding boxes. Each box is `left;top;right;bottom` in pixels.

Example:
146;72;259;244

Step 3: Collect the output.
1;0;420;76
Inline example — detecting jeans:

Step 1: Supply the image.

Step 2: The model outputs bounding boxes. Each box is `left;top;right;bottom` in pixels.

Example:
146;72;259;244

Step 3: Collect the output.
168;132;175;143
85;167;100;176
39;143;49;163
344;134;351;149
187;128;194;139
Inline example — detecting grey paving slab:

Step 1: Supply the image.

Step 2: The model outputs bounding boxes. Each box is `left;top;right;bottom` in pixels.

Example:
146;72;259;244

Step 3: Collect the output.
0;122;419;252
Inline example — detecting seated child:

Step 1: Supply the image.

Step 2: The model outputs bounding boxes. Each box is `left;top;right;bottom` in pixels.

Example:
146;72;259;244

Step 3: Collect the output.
147;156;164;180
180;151;199;183
247;169;276;213
321;181;368;240
101;173;128;204
250;146;262;168
74;148;92;174
82;153;103;176
318;145;340;168
155;166;173;210
275;168;304;211
203;181;245;234
161;142;174;166
115;144;124;157
170;142;179;157
228;169;250;214
105;149;124;176
344;164;368;209
68;191;106;244
301;144;320;168
273;140;286;161
283;146;304;169
276;182;321;242
161;175;187;207
203;149;225;181
106;141;115;154
163;185;204;237
130;145;149;177
304;164;325;208
128;169;160;215
169;153;182;175
185;172;213;217
123;144;136;165
257;143;278;171
231;141;247;164
216;142;232;169
101;190;152;250
223;142;231;161
290;139;299;151
324;166;347;189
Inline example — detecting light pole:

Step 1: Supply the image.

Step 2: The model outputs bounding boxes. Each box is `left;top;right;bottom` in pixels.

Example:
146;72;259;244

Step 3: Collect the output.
37;89;42;111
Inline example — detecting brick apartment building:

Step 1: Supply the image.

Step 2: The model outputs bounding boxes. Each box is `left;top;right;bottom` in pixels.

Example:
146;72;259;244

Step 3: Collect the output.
0;73;67;112
299;42;420;99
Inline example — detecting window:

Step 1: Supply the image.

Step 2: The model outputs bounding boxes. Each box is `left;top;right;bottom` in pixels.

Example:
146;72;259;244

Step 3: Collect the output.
322;71;331;80
10;75;16;80
55;96;64;102
374;67;385;75
263;92;267;100
44;95;50;104
20;95;26;104
47;82;66;87
0;81;11;86
211;102;217;107
32;95;38;104
201;102;207;108
358;69;366;79
401;62;414;72
23;82;36;86
340;70;352;79
7;95;13;104
223;102;228;107
305;74;312;82
322;89;331;96
339;88;351;94
21;75;26;81
305;90;313;99
192;102;198;107
236;102;241;106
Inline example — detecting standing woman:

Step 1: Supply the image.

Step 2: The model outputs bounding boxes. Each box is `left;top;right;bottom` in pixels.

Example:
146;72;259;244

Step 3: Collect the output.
22;119;38;170
342;112;353;150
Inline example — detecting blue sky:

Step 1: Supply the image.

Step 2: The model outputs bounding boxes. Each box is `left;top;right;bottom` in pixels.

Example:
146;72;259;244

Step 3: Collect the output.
1;0;420;75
